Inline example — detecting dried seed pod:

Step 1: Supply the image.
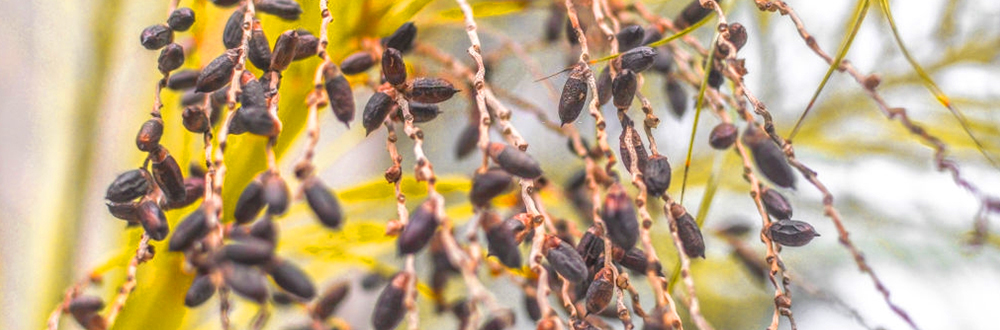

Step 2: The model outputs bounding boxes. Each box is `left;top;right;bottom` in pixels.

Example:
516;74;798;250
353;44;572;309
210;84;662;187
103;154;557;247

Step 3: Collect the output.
559;64;589;125
68;295;105;330
480;308;516;330
396;102;441;123
262;172;289;215
292;33;319;60
151;147;187;204
398;199;439;254
222;237;275;265
761;187;793;220
140;24;173;50
247;21;272;71
340;51;376;75
543;235;587;283
612;69;637;109
256;0;302;21
270;30;299;71
381;48;407;86
595;65;612;107
234;178;265;224
485;215;522;268
157;43;185;73
585;267;615;315
167;7;195;32
675;0;720;29
618;115;648;173
185;273;216;307
665;76;688;118
671;204;705;258
617;25;645;52
222;8;245;49
708;122;738;149
223;263;269;303
107;201;140;222
455;123;480;159
182;106;210;133
768;219;819;247
106;169;153;203
487;142;543;179
382;22;417;54
644;154;672;197
619;46;657;73
135;118;164;152
267;258;316;299
168;207;209;252
303;177;344;229
137;200;169;240
544;3;564;43
362;91;394;136
196;49;238;92
743;125;797;188
404;77;459;104
372;272;410;330
312;281;350;320
576;228;604;267
166;69;199;90
323;64;355;127
470;167;513;207
603;184;639;249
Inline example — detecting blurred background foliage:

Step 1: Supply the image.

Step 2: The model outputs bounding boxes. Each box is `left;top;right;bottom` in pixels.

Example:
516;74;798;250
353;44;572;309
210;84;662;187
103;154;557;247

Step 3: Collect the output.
1;0;999;329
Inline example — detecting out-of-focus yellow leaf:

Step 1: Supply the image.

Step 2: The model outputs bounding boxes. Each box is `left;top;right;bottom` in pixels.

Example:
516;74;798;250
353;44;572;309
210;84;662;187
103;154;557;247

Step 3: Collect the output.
437;1;530;20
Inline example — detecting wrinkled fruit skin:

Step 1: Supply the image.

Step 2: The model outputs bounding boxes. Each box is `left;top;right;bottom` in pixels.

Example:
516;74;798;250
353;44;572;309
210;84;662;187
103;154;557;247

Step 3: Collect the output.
544;236;587;283
602;184;639;249
709;122;738;149
559;64;589;125
643;155;672;197
106;169;152;203
404;77;459;104
585;268;615;315
488;143;543;179
363;91;395;136
761;187;793;220
671;204;705;258
768;219;819;247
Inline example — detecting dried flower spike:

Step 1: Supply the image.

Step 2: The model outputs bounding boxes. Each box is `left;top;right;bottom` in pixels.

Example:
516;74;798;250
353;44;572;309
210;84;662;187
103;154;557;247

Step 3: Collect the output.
559;63;589;125
768;219;819;247
167;7;195;32
140;24;173;50
381;47;407;86
372;272;410;330
487;142;543;179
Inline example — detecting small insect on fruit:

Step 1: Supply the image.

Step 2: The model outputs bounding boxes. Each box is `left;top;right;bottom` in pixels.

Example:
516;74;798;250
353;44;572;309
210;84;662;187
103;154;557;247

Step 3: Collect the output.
559;63;590;125
487;142;543;179
767;219;819;247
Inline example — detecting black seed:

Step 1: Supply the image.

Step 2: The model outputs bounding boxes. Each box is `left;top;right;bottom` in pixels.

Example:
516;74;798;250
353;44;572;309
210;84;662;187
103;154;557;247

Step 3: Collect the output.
372;272;409;330
768;219;819;247
303;177;344;229
708;122;738;149
618;115;648;174
398;199;439;254
312;281;350;320
107;201;140;222
140;24;173;50
743;125;797;188
185;274;216;307
247;21;271;71
544;235;587;282
671;204;705;258
644;154;672;196
169;207;209;252
488;142;543;179
455;123;480;159
135;118;163;152
603;184;639;249
138;200;169;241
182;106;210;133
485;214;522;268
167;69;199;90
237;106;279;137
559;64;589;125
340;51;376;75
323;64;355;127
404;77;459;104
382;22;417;54
106;169;152;203
544;3;564;43
267;258;316;299
470;167;513;207
222;236;274;265
596;65;612;107
617;25;645;52
270;30;299;71
293;31;319;60
234;178;265;224
262;172;289;215
196;49;238;93
396;102;441;123
665;76;688;118
256;0;302;21
362;91;395;136
157;43;185;74
675;0;720;29
151;147;187;204
619;46;657;73
381;48;407;86
480;308;516;330
761;187;793;220
167;7;195;32
223;263;269;303
585;267;614;315
222;8;245;49
612;69;637;109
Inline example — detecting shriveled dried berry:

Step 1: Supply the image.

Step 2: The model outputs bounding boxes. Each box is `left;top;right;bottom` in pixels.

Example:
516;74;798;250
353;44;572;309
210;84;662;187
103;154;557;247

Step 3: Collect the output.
455;123;480;159
480;308;515;330
675;0;720;29
768;219;819;247
743;125;797;188
247;21;272;71
487;142;543;179
719;22;748;57
292;30;318;59
312;281;350;320
524;288;542;320
323;64;355;127
470;167;513;207
576;228;604;267
169;207;209;252
618;115;648;173
671;204;705;258
340;51;376;75
372;272;410;330
644;154;672;196
596;65;612;107
171;176;204;209
151;147;187;204
707;67;723;89
222;8;245;49
381;48;407;86
619;46;657;73
237;106;279;137
665;76;688;118
396;102;441;123
196;49;238;93
617;246;662;275
612;69;637;109
157;43;185;74
106;169;152;203
382;22;417;54
559;64;589;125
223;263;269;303
248;217;277;245
709;122;738;149
303;177;344;229
603;183;639;249
140;24;173;50
761;187;793;220
398;199;439;254
585;267;615;315
234;178;265;224
135;118;164;152
167;7;195;32
185;273;216;307
107;201;140;222
256;0;302;21
262;172;290;215
267;258;316;299
222;237;275;265
543;235;587;283
167;69;199;90
182;106;210;133
617;25;645;52
485;214;522;268
137;200;169;240
270;30;299;71
404;77;459;104
362;91;395;136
